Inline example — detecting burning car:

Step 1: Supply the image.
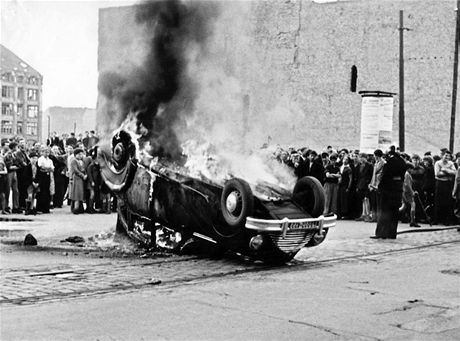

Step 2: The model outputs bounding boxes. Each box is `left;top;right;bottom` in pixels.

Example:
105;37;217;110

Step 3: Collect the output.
99;131;336;263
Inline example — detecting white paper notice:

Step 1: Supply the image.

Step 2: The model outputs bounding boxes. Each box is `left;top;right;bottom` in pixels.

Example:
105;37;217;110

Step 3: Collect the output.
360;96;394;153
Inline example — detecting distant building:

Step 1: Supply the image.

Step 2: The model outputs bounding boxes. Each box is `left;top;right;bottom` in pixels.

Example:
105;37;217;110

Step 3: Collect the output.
42;107;96;141
1;44;43;144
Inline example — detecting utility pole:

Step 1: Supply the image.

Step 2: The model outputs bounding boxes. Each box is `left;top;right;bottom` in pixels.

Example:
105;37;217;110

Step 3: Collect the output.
398;10;410;152
450;0;459;152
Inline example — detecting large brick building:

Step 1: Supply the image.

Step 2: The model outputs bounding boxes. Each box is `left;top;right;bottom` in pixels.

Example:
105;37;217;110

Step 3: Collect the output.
0;44;43;144
97;0;459;154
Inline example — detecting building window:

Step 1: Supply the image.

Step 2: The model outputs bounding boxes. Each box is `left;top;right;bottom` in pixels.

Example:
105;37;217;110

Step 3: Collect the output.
1;120;13;134
1;86;14;98
27;89;38;101
16;75;24;83
350;65;358;92
1;72;14;82
27;105;39;118
28;76;39;85
17;104;23;117
26;122;37;135
17;87;24;101
2;103;14;116
16;122;23;135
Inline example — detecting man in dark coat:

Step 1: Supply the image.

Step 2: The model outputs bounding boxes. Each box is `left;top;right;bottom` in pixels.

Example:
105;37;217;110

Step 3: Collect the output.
23;152;39;215
305;150;325;184
291;151;307;179
355;153;373;220
372;147;407;239
15;139;30;211
66;133;78;148
50;146;68;208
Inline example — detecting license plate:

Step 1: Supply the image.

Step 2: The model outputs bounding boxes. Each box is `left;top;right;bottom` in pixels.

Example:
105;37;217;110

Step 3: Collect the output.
287;221;319;230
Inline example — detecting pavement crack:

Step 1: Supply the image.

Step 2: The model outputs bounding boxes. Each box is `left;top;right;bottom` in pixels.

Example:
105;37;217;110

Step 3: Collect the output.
188;298;380;340
346;286;380;295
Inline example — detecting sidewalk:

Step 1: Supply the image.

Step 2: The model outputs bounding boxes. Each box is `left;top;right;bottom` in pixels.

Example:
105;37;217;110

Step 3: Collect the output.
0;207;117;246
1;208;458;253
297;218;460;262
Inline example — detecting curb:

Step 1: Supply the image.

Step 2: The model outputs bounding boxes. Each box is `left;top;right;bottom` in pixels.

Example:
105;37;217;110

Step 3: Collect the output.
397;226;460;235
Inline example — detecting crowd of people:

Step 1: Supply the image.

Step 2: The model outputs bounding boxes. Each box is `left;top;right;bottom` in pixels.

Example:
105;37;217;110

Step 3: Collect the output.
1;130;459;237
273;145;460;233
0;130;113;216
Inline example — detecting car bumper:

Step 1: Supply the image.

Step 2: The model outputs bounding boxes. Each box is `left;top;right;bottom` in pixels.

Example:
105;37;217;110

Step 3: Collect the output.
245;215;337;254
246;215;337;237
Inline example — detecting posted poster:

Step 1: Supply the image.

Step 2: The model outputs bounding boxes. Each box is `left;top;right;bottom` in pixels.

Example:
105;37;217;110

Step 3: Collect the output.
359;96;394;153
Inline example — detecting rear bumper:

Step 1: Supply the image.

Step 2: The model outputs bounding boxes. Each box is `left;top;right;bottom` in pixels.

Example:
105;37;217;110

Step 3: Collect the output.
246;215;336;234
245;215;337;254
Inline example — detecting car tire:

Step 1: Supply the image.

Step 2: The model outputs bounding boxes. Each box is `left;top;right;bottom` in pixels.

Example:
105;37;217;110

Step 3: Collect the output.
292;176;325;218
305;228;329;247
220;178;254;234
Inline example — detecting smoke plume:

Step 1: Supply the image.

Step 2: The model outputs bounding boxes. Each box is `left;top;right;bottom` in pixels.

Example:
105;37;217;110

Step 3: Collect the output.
98;0;218;159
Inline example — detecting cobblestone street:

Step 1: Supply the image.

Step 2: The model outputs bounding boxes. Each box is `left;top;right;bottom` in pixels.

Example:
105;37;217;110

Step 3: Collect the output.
1;210;459;307
1;210;459;340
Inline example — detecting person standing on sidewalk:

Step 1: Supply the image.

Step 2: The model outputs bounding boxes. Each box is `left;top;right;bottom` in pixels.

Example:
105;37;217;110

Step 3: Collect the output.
400;164;421;227
65;145;75;205
368;149;385;222
15;139;31;211
338;155;353;219
323;153;341;215
85;150;100;214
0;153;8;214
433;151;456;225
355;153;373;221
70;148;87;214
50;146;68;208
36;147;54;214
4;142;21;213
372;146;407;239
23;152;39;215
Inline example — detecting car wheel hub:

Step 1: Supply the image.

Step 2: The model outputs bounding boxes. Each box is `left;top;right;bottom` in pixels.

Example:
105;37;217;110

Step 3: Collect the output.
226;191;240;214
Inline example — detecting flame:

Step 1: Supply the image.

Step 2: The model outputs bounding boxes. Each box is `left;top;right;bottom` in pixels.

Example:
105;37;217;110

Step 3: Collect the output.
181;139;296;193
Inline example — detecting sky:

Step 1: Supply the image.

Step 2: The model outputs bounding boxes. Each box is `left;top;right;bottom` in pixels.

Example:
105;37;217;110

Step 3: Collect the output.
0;0;137;110
0;0;344;111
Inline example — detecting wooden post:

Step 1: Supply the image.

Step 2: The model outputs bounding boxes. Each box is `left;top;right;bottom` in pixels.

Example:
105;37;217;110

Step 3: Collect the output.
399;10;405;152
450;0;459;152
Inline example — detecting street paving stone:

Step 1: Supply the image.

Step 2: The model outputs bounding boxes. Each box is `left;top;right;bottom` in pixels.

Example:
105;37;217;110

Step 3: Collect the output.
1;228;459;306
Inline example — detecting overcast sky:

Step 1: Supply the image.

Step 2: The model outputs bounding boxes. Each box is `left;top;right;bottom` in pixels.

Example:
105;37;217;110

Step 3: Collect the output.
1;0;137;110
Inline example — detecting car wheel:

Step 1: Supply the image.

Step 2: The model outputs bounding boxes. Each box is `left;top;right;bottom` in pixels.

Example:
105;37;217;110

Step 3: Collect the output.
220;178;254;236
306;228;329;247
97;130;137;193
292;176;325;218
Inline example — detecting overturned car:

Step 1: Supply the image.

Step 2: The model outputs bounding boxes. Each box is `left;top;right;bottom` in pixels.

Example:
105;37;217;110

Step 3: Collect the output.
98;131;336;263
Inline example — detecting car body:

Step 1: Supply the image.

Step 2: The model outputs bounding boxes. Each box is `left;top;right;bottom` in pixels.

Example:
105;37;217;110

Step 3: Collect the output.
99;131;336;263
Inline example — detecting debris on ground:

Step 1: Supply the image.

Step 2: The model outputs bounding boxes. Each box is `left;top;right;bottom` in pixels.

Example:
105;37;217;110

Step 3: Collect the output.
24;233;37;246
61;236;85;244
